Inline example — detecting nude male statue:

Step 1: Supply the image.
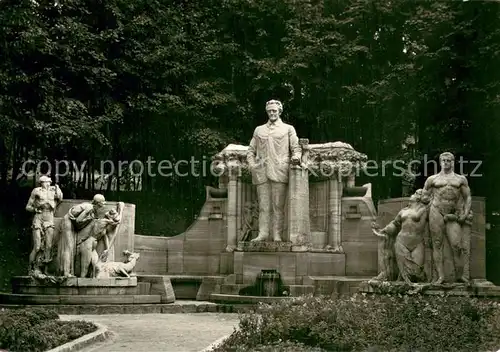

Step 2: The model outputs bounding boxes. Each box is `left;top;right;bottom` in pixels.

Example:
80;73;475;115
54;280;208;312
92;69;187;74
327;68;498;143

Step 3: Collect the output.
247;100;301;242
423;152;472;284
25;175;63;276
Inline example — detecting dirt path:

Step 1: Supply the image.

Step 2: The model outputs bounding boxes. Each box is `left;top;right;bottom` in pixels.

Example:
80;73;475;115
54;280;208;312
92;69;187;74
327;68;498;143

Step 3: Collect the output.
61;313;239;352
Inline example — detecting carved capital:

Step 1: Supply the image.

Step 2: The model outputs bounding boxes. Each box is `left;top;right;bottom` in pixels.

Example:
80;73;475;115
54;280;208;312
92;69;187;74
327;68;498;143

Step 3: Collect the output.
306;142;367;181
212;145;250;179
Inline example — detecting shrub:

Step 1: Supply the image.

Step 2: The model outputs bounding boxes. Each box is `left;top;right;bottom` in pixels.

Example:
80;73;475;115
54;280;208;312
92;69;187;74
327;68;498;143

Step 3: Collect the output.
214;294;500;352
0;307;97;352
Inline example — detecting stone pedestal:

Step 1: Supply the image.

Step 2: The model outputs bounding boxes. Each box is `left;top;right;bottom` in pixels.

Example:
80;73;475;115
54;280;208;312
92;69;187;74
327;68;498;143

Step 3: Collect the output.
232;250;346;285
12;276;138;295
1;275;176;305
358;279;500;298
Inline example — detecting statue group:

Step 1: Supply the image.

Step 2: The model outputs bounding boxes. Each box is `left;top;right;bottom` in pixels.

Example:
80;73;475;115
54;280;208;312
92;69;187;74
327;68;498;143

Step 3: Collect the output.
245;99;473;285
25;176;137;280
372;152;473;286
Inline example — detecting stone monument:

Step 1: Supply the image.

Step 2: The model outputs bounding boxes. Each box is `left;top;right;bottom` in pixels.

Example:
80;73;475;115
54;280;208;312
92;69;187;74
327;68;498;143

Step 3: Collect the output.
247;99;302;243
208;111;374;294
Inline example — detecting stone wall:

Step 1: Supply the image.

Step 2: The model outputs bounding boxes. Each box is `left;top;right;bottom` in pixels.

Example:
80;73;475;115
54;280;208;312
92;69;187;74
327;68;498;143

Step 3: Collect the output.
342;196;378;276
134;187;227;275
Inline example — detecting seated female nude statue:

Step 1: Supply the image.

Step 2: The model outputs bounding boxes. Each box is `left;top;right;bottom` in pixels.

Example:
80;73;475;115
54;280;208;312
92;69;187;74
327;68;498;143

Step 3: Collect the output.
372;189;430;284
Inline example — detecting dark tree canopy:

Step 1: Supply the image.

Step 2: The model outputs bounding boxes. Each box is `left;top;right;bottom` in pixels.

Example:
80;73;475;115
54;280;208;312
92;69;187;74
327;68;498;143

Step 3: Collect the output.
0;0;499;237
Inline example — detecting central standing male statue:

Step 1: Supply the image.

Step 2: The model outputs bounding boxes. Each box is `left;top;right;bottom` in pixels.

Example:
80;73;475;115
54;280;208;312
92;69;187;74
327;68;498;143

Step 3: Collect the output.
424;152;472;284
247;100;301;242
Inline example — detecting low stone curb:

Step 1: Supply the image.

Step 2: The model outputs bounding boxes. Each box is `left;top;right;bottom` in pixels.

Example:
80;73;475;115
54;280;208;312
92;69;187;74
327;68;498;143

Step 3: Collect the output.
0;303;255;315
46;322;110;352
198;333;232;352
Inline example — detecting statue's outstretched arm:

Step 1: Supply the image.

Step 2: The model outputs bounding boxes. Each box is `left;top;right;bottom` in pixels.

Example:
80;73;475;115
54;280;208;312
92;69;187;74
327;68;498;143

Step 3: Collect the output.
380;212;403;237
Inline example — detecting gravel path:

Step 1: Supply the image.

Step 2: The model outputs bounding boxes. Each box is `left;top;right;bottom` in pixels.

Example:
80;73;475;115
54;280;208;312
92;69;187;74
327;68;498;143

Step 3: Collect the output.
61;313;239;352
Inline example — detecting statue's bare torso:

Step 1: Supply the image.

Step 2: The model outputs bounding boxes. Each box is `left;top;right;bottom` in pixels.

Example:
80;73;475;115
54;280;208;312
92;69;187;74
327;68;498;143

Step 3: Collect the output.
426;172;467;215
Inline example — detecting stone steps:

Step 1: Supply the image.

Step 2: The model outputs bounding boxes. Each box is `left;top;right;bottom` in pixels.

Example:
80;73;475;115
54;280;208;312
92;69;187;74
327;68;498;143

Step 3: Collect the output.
218;284;314;296
210;293;293;304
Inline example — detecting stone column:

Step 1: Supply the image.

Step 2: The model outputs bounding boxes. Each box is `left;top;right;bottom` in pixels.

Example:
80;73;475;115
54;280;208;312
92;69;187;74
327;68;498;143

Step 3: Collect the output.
225;160;240;252
288;139;311;249
236;177;243;241
288;165;302;244
226;174;238;252
325;172;343;252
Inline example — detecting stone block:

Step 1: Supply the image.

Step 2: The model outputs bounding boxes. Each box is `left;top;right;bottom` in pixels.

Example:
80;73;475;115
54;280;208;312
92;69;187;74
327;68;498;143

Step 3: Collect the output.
80;305;124;314
59;295;134;305
77;287;136;295
296;253;309;277
183;254;220;275
471;230;486;279
135;249;167;274
184;239;212;253
137;275;175;303
302;276;314;286
137;282;151;295
219;253;234;274
170;276;202;299
220;284;246;294
209;239;227;254
134;235;170;251
286;285;314;296
123;305;162;314
234;252;244;274
342;242;378;276
15;286;77;295
76;277;137;287
236;241;293;252
307;253;346;276
1;293;61;305
167;239;184;274
278;253;298;281
133;295;161;304
224;274;237;284
242;253;280;284
196;276;226;300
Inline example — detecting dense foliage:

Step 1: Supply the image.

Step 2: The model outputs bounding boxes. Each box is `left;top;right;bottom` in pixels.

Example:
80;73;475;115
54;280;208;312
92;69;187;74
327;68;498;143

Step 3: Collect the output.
214;294;500;352
0;0;499;237
0;307;97;352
